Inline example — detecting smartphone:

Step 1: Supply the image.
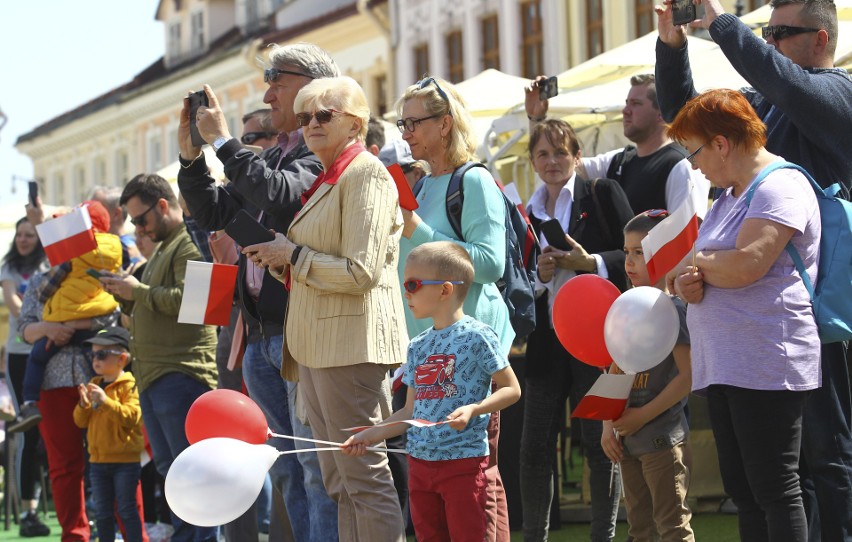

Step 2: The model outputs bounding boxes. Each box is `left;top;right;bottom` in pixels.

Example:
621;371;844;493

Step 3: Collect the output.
27;180;38;207
540;219;571;251
86;269;105;280
671;0;697;26
538;76;559;101
188;90;209;147
224;209;275;249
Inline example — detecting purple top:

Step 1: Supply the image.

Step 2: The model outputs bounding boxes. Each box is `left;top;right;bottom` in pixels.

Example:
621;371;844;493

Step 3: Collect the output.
687;164;821;392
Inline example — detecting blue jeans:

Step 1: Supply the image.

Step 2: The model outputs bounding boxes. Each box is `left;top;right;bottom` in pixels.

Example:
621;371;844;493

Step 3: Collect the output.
139;373;218;542
800;341;852;542
90;462;142;542
520;339;619;542
242;335;338;541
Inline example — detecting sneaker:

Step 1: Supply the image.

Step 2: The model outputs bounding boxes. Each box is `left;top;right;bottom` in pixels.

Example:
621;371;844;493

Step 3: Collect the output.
7;403;42;434
19;511;50;537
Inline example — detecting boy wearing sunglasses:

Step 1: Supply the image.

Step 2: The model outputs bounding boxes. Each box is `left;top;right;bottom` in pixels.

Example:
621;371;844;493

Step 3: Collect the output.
74;327;145;542
343;241;520;542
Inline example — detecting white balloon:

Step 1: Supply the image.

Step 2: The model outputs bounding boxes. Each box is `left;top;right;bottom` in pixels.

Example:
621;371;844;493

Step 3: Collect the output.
165;437;279;527
604;287;679;374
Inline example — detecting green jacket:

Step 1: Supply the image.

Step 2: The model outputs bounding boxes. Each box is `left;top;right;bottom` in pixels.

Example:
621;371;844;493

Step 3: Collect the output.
120;223;218;391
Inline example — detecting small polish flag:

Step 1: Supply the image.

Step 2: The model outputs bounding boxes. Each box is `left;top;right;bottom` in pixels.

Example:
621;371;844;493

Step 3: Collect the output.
36;206;98;266
571;373;636;421
641;187;699;285
344;419;449;433
178;261;238;326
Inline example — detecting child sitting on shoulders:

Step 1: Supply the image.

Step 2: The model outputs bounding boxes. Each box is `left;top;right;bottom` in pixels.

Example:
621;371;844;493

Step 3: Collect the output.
343;241;521;542
601;210;694;541
73;327;144;542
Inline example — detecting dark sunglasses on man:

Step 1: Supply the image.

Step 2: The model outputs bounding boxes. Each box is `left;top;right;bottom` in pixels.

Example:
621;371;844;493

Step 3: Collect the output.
761;25;820;41
241;132;277;145
263;68;313;83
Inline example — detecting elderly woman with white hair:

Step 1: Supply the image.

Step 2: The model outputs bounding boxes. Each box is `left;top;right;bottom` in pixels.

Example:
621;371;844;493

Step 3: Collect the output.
245;76;408;542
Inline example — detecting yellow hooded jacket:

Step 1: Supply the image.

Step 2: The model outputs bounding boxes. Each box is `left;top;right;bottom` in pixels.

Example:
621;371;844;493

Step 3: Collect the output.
43;232;122;322
73;371;144;463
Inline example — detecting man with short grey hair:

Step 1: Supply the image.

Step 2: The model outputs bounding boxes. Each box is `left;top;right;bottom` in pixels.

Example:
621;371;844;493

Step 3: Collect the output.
177;42;341;541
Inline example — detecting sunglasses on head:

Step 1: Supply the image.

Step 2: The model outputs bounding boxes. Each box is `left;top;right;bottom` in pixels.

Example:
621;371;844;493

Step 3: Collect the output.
263;68;313;83
93;349;125;360
761;25;820;41
130;201;158;228
241;132;277;145
417;77;450;103
643;209;670;218
296;109;345;127
403;279;464;294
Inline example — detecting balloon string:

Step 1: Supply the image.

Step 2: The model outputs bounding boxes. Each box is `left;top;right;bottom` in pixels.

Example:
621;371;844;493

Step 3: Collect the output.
269;432;408;454
278;447;340;455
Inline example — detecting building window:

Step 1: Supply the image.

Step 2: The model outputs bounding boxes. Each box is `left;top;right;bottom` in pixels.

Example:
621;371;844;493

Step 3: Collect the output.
446;30;464;83
586;0;604;58
148;134;163;172
74;165;86;202
520;1;543;79
191;11;205;51
414;44;430;81
481;15;500;70
245;0;259;28
635;0;654;37
374;74;388;116
114;150;128;184
54;173;66;206
93;157;106;186
168;21;181;59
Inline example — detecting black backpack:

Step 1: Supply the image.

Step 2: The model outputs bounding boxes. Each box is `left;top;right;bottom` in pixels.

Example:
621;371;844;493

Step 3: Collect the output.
415;162;539;339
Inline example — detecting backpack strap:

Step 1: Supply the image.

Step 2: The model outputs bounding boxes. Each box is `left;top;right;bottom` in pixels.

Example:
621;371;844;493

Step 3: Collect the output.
590;178;614;247
446;162;488;241
743;161;818;301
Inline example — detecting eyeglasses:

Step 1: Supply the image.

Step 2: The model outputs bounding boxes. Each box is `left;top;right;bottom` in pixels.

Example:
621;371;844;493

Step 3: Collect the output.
762;25;820;41
396;114;441;133
130;201;159;228
263;68;313;83
685;144;706;165
643;209;670;218
93;349;125;361
403;279;464;294
417;77;450;103
241;132;277;145
295;109;346;127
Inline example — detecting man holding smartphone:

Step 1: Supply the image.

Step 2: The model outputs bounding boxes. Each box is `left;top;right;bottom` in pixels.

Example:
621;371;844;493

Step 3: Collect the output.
526;74;710;220
177;43;340;542
655;1;852;540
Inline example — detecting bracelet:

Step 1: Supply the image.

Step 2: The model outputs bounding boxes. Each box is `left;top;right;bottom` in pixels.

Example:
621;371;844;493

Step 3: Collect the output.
179;152;203;169
527;114;546;122
290;245;303;266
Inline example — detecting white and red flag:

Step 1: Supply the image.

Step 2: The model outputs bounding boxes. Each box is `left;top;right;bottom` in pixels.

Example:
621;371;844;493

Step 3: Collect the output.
178;261;238;326
36;206;98;266
571;373;636;421
641;187;699;285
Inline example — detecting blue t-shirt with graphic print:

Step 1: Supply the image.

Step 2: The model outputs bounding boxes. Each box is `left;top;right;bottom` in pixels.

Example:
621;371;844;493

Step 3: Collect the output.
403;315;508;461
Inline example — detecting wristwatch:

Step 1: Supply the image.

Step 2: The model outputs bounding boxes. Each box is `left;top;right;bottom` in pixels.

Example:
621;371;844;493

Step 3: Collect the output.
212;136;230;151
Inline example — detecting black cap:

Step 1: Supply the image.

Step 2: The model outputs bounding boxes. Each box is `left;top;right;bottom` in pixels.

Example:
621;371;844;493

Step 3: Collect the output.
83;327;130;350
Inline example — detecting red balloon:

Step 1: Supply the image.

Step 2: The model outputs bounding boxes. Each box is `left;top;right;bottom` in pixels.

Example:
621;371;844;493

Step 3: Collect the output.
552;274;620;367
185;389;269;445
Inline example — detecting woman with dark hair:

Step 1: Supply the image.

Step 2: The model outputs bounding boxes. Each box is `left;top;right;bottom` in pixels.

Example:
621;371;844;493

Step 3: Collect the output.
520;119;634;542
0;216;50;536
670;89;821;542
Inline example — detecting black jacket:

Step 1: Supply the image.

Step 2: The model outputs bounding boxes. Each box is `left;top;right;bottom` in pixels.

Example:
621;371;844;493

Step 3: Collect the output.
524;176;634;378
178;137;322;341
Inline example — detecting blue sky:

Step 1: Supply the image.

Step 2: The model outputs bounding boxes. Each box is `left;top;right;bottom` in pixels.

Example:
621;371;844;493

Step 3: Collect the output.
0;1;163;209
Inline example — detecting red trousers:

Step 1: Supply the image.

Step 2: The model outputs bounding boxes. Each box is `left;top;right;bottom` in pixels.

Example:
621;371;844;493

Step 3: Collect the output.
39;387;148;542
409;455;489;542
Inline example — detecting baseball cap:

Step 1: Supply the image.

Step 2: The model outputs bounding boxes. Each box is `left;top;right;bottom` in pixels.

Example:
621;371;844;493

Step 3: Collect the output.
84;327;130;350
378;139;415;168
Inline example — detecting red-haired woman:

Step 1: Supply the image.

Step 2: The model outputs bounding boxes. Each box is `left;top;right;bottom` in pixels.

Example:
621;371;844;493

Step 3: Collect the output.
670;89;820;542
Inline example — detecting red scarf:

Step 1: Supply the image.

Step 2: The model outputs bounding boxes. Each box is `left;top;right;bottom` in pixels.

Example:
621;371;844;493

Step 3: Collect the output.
300;142;366;206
